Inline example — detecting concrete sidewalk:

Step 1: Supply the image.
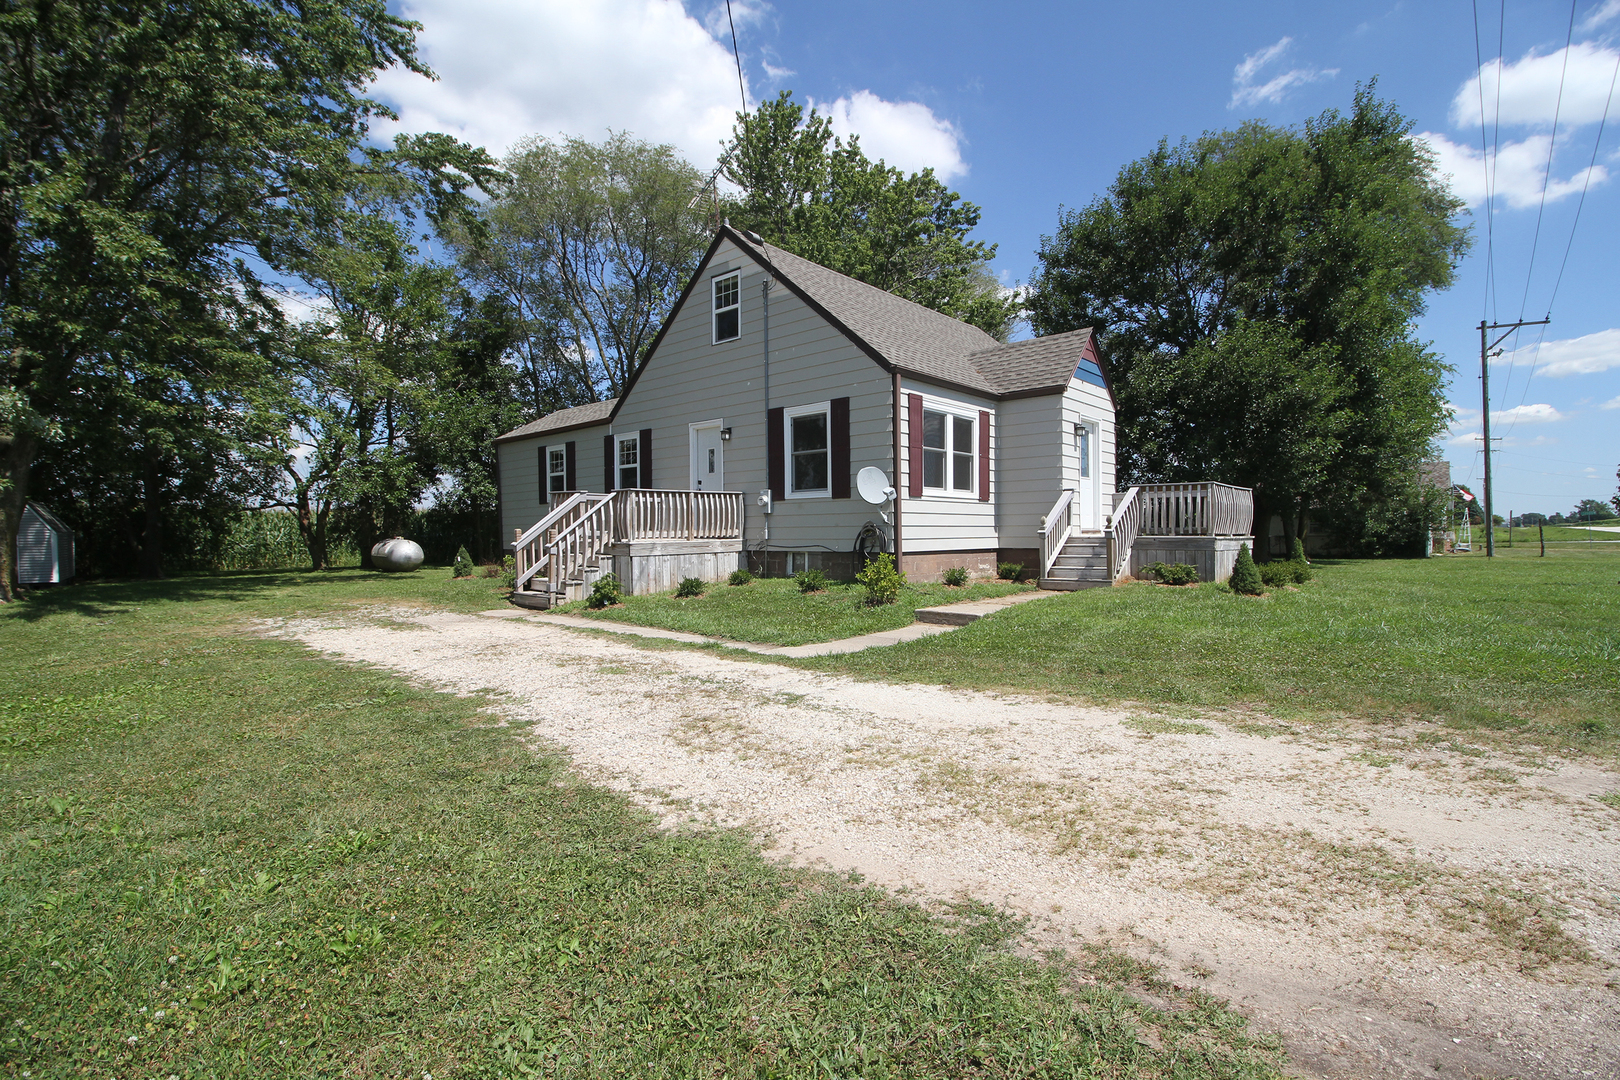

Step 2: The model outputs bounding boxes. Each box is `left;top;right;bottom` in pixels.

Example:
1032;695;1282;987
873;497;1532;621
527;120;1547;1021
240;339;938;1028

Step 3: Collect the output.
477;587;1065;658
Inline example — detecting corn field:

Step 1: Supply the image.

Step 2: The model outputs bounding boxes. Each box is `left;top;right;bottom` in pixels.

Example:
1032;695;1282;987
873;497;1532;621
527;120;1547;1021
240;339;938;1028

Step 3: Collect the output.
213;512;360;571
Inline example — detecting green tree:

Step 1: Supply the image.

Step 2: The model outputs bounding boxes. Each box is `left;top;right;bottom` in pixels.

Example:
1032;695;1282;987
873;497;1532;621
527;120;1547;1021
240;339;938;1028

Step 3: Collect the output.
1028;85;1470;551
1573;498;1614;522
455;133;710;407
0;0;490;596
1611;466;1619;518
721;92;1017;340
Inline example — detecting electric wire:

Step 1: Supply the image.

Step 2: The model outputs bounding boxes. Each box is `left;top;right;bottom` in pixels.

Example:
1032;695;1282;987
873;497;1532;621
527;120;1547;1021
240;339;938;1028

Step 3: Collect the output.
1471;1;1499;322
725;0;748;114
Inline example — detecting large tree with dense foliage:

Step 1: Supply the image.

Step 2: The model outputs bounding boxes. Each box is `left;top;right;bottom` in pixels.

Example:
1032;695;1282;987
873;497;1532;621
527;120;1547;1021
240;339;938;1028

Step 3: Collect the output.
1028;86;1470;549
0;0;490;594
454;133;711;408
721;92;1016;340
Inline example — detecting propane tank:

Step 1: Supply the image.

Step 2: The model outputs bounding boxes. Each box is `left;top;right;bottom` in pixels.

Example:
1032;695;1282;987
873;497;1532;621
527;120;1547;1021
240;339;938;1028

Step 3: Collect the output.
370;537;425;572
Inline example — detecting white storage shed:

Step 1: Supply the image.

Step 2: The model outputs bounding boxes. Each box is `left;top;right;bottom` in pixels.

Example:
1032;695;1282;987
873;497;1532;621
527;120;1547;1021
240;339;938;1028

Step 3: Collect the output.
17;503;75;585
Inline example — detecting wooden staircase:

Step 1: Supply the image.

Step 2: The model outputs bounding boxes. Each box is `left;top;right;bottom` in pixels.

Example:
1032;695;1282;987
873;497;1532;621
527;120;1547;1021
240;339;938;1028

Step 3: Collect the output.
1038;534;1112;590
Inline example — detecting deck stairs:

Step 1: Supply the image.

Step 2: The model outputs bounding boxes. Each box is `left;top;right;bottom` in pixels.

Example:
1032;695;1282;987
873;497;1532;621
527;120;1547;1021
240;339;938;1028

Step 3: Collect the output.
1038;534;1112;591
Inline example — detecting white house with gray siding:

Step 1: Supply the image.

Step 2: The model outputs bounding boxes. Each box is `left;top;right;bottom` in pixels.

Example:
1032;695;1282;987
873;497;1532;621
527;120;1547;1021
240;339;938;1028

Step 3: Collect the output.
497;226;1249;603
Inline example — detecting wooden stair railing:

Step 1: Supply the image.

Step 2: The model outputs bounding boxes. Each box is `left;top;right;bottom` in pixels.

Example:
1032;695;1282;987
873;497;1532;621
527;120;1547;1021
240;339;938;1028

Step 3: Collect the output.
1107;486;1141;581
1039;488;1076;580
512;492;608;592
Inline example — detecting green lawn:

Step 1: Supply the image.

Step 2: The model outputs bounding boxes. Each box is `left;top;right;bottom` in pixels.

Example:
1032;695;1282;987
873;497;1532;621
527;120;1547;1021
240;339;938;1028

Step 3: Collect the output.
552;576;1034;646
1;568;1283;1078
804;545;1620;754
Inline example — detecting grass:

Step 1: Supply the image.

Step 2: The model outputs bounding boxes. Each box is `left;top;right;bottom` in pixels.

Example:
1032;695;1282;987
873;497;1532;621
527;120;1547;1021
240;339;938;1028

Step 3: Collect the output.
1;567;1284;1078
802;545;1620;755
552;575;1034;646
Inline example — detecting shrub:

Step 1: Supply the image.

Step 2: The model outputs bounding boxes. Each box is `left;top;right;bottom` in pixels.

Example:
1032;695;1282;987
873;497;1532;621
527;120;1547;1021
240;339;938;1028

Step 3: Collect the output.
586;572;623;609
728;568;754;586
675;576;705;598
498;555;516;589
452;546;474;578
1289;537;1307;564
1261;559;1314;588
942;566;969;587
794;567;830;593
1140;561;1198;586
856;552;906;606
997;561;1024;581
1230;543;1263;595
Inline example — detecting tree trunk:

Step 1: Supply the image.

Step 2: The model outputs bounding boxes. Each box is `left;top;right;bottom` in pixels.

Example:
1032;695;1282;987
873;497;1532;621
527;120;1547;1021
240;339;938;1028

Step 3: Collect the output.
139;450;165;579
0;429;39;602
355;505;378;570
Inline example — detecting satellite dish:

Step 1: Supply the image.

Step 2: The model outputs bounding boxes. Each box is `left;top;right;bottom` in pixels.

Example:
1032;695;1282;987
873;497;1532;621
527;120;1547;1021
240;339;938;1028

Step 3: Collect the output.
856;467;895;505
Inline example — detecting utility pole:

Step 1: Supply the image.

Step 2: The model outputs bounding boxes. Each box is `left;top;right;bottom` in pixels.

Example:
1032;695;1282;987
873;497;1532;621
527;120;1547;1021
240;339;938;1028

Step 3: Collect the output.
1479;318;1550;558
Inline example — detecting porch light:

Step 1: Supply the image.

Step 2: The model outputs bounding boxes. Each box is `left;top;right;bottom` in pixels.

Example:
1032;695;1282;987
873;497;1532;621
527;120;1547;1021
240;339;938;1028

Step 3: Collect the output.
720;428;732;441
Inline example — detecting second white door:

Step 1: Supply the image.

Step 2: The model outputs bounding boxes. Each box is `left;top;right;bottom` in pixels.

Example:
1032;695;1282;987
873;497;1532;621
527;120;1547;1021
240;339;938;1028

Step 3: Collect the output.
690;421;725;490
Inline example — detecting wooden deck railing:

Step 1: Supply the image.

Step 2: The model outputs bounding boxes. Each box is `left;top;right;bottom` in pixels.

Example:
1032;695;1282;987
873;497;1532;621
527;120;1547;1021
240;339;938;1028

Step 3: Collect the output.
1039;489;1077;579
612;489;745;542
513;489;745;599
1137;483;1253;537
1107;486;1141;581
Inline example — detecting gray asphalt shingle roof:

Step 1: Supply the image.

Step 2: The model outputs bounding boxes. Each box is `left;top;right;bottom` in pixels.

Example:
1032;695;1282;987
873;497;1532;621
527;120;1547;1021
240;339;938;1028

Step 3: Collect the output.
729;230;1097;398
494;398;616;443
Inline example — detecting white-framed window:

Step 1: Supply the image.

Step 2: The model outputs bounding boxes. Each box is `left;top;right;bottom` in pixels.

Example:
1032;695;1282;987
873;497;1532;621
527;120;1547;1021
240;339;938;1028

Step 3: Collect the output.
785;401;830;497
617;435;640;490
921;407;975;493
547;446;567;495
1074;423;1091;479
712;272;740;343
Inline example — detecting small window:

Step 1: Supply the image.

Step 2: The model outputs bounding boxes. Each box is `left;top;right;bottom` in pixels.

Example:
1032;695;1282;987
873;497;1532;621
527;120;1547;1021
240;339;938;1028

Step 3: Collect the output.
547;447;567;495
922;408;974;493
617;436;639;490
784;404;830;497
1075;423;1091;479
713;273;740;343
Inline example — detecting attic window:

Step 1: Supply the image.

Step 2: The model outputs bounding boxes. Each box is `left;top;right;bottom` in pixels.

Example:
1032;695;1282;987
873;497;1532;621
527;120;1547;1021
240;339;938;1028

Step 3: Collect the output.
713;272;740;343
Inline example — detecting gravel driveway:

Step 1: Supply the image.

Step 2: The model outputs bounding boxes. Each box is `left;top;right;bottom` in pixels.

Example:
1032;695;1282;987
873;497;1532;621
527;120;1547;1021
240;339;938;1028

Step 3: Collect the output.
268;607;1620;1080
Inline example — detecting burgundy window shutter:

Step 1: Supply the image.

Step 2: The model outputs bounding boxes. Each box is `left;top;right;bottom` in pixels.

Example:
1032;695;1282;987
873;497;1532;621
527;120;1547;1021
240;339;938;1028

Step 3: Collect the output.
906;394;924;498
830;397;851;499
978;410;991;502
603;434;614;492
639;428;653;488
538;446;546;500
564;441;577;491
767;406;785;501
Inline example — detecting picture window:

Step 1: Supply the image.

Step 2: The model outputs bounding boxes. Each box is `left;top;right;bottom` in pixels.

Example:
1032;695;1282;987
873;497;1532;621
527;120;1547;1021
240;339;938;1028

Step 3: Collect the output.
922;408;974;493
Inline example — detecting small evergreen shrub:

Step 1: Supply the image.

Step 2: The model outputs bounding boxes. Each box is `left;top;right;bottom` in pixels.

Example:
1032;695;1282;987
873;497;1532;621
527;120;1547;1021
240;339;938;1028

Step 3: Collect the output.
498;555;516;589
586;572;623;609
728;568;754;586
997;561;1024;581
942;566;969;587
675;576;705;598
452;546;474;578
1230;543;1263;595
1140;561;1198;586
1289;537;1307;564
1260;559;1314;588
794;567;830;593
856;552;906;606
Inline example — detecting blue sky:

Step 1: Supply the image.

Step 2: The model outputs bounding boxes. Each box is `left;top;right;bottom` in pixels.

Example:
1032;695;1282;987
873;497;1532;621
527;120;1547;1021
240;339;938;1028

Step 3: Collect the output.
375;0;1620;516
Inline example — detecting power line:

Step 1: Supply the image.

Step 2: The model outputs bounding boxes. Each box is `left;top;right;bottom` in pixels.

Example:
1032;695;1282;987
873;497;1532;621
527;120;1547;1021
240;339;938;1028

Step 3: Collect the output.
725;0;748;114
1471;1;1500;321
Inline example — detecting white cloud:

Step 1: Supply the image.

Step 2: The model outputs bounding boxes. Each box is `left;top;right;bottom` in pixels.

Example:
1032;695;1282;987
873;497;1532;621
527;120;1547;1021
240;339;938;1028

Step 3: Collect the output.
372;0;748;168
1580;0;1620;34
1504;327;1620;377
1418;130;1607;208
811;90;968;181
761;60;796;80
1491;403;1564;424
1229;37;1338;109
1602;395;1620;409
370;0;969;184
1450;42;1620;130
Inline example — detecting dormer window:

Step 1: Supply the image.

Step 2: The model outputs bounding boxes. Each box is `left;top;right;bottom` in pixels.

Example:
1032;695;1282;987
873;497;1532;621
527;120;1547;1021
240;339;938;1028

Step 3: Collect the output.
713;272;740;343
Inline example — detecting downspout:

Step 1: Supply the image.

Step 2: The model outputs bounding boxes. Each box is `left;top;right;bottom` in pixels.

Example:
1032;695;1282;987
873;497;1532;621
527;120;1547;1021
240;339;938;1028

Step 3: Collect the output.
761;275;773;560
892;370;903;565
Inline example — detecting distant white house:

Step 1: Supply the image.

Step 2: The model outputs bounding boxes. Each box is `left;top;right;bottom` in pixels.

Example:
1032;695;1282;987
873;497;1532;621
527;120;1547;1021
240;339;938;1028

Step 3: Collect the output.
495;226;1250;605
16;503;75;585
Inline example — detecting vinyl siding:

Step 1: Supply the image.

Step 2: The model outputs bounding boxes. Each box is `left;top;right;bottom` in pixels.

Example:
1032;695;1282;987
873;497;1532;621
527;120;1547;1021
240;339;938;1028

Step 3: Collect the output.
897;379;999;553
994;379;1117;542
16;506;59;584
497;425;609;543
608;237;893;555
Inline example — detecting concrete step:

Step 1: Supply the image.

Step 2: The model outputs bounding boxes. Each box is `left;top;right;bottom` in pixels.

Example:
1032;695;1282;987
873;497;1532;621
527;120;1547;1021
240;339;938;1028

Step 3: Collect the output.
1042;566;1110;581
1037;577;1113;591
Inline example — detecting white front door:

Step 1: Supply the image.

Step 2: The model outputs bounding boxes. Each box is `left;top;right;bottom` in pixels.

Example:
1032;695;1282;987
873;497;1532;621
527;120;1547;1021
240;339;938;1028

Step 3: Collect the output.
690;421;725;490
1075;420;1099;531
